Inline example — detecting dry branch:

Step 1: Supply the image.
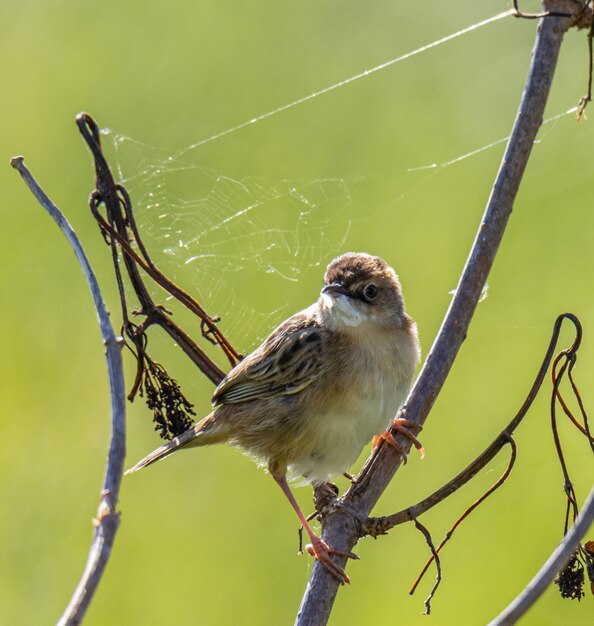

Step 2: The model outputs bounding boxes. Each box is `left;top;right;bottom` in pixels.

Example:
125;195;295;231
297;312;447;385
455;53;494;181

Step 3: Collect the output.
295;3;590;624
10;157;126;626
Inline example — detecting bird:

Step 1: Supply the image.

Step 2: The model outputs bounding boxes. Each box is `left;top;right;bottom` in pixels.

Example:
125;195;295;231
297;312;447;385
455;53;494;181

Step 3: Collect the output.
126;252;421;584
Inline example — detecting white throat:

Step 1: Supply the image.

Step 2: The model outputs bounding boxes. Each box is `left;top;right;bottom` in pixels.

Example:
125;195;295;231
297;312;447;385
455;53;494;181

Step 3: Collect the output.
321;293;366;328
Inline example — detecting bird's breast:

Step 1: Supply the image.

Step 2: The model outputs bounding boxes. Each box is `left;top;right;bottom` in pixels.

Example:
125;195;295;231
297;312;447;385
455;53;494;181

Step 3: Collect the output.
291;328;417;483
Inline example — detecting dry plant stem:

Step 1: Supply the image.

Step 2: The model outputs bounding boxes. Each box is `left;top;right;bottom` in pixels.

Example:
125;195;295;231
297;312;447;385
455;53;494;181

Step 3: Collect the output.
408;437;517;595
295;5;579;625
76;114;229;384
411;518;442;615
10;156;127;626
488;484;594;626
77;114;240;378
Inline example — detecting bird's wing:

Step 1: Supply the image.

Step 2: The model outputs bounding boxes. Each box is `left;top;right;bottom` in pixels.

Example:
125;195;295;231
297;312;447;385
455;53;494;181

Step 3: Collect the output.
212;312;328;406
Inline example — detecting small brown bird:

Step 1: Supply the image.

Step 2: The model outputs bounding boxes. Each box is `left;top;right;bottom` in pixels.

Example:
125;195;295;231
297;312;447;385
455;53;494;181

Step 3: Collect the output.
127;252;421;583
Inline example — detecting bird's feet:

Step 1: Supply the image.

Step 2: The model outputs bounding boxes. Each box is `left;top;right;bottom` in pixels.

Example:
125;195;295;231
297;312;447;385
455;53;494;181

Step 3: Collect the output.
305;535;359;585
373;418;425;462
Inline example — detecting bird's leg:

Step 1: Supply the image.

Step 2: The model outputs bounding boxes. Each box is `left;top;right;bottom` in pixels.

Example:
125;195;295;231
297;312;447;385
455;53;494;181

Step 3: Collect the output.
373;417;425;460
270;466;357;585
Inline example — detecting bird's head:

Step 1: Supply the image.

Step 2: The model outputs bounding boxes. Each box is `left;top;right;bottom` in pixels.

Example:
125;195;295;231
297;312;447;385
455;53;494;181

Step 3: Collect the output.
319;252;407;331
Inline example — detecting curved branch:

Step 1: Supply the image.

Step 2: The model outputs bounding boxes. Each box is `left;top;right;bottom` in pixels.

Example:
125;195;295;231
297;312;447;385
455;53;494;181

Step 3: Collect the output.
295;4;584;624
10;157;127;626
487;484;594;625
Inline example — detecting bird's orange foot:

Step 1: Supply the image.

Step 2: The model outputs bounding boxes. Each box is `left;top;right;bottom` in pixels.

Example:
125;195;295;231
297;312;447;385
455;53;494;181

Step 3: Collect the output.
373;418;425;462
305;535;359;585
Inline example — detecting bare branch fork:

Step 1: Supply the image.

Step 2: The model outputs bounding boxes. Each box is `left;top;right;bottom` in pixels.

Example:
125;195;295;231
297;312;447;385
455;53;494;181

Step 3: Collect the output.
295;2;593;624
10;158;127;626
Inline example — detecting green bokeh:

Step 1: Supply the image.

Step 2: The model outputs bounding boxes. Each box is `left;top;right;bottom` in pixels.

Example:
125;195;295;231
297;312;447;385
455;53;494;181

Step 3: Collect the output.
2;1;594;624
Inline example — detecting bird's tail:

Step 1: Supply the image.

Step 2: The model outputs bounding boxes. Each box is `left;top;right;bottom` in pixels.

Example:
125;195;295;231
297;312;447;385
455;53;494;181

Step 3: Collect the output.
125;413;225;474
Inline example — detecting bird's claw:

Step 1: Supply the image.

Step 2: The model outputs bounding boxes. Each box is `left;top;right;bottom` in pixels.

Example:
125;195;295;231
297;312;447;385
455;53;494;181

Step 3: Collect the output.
305;537;358;584
374;418;425;461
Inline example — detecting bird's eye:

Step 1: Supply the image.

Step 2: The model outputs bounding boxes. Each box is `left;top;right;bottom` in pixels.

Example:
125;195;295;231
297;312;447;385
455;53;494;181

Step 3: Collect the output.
363;283;379;301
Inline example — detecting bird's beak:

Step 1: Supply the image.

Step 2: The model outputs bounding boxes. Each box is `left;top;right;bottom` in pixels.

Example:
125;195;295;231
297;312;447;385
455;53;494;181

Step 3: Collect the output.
321;283;350;298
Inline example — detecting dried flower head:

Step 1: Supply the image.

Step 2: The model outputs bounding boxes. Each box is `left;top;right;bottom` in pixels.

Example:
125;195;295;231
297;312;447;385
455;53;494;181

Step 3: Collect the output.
554;553;585;601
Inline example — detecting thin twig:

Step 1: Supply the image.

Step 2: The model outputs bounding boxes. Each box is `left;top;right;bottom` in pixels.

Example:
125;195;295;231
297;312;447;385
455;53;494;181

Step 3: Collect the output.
10;156;127;626
411;518;442;615
576;15;594;117
295;5;582;624
511;0;588;19
408;437;517;595
487;484;594;625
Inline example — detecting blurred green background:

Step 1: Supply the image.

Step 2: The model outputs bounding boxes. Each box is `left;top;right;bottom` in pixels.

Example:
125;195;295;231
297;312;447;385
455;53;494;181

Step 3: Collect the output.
2;1;594;624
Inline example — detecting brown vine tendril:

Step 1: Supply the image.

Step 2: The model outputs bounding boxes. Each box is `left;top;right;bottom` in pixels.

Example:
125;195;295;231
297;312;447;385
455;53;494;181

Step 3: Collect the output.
411;517;441;615
409;436;517;598
550;329;594;600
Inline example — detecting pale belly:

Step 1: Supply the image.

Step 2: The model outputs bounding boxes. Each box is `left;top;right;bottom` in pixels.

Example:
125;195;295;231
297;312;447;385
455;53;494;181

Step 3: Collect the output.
290;383;407;483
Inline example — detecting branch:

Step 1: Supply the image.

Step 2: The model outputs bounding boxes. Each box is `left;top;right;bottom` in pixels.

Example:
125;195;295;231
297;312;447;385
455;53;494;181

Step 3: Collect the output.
295;4;586;624
10;156;127;626
487;484;594;625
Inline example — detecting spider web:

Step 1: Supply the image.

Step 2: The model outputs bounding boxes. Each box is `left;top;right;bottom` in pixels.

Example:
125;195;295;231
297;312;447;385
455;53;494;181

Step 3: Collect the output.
99;6;578;350
104;134;355;347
